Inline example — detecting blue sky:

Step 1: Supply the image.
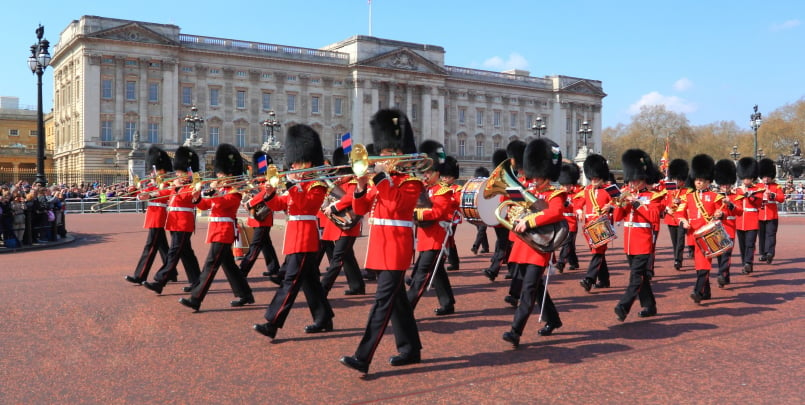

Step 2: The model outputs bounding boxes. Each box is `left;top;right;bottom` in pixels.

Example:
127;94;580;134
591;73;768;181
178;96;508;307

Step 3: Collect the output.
2;0;803;130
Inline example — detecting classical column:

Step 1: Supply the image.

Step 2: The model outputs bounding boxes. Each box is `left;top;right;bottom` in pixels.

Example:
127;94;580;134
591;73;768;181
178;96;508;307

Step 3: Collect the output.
421;85;432;141
350;78;365;146
437;87;446;146
138;58;148;143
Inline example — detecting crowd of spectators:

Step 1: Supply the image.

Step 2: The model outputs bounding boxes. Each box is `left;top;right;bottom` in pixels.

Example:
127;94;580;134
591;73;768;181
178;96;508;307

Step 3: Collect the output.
782;177;805;213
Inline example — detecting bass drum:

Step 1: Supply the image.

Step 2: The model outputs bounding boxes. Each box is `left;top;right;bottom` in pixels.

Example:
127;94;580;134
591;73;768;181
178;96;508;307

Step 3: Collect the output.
460;177;503;226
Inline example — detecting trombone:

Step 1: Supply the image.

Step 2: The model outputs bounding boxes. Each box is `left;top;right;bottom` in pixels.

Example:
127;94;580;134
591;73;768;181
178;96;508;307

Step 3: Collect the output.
348;143;433;177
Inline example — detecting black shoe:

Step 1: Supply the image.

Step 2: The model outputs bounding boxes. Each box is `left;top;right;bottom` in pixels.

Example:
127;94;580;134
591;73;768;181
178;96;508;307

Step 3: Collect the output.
701;292;712;300
717;275;728;288
230;296;255;307
471;247;478;255
638;307;657;318
674;260;682;271
766;255;774;264
340;356;369;374
504;273;513;280
502;331;520;348
182;285;194;293
690;292;703;304
434;305;454;316
344;288;365;296
758;254;767;262
253;322;277;339
537;322;562;336
168;273;178;282
141;281;163;294
268;274;283;285
555;262;565;274
480;249;490;254
742;263;753;274
594;281;610;289
124;275;143;284
178;297;201;311
362;271;377;281
446;265;459;271
568;264;579;270
482;269;497;282
304;321;334;333
503;295;519;308
389;352;421;366
614;305;627;322
579;278;593;293
262;271;274;277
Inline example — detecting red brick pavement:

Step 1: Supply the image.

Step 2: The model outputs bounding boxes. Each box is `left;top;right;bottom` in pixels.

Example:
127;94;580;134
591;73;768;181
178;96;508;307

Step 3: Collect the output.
0;213;802;404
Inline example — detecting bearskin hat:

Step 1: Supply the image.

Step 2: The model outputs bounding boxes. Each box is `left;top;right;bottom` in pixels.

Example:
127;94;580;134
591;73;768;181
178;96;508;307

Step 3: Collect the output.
689;154;715;181
419;139;446;171
714;159;737;186
439;156;460;178
583;153;610;180
506;140;527;171
285;124;324;167
330;147;351;175
736;157;758;180
252;151;273;175
523;138;562;181
365;143;376;156
146;145;173;173
758;158;776;179
668;159;689;182
492;148;508;167
213;143;244;176
474;166;490;178
370;109;417;154
557;162;581;185
622;149;661;183
172;146;198;173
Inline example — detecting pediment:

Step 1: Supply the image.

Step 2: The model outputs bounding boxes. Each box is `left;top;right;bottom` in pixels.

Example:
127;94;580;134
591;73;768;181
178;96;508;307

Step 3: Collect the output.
86;23;178;46
357;48;446;75
562;80;607;97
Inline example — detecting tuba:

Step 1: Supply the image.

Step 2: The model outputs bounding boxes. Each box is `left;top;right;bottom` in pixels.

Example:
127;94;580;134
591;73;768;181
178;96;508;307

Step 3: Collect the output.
322;177;363;231
486;160;569;252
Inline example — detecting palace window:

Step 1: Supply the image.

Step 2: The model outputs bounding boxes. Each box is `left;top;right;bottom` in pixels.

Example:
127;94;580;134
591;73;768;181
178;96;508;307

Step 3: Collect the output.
236;90;247;109
101;121;113;141
181;86;192;105
210;88;220;107
125;81;136;101
311;96;320;114
124;122;136;142
101;79;113;99
209;127;220;146
287;94;296;113
236;128;246;148
262;92;271;110
148;83;159;102
334;97;343;116
147;123;159;144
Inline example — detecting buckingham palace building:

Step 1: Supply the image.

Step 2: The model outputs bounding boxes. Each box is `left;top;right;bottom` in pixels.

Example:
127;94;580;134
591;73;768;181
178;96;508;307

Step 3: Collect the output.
49;15;605;181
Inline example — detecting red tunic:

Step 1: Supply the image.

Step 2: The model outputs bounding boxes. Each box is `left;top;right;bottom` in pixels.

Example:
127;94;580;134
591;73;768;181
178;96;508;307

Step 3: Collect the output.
721;192;743;238
576;184;614;253
353;173;423;271
613;188;663;255
759;182;785;221
321;178;361;241
662;186;690;226
736;184;763;231
140;185;170;229
195;189;242;244
245;185;274;228
165;185;197;233
562;184;582;233
414;183;454;252
675;189;726;269
507;184;566;267
265;181;327;254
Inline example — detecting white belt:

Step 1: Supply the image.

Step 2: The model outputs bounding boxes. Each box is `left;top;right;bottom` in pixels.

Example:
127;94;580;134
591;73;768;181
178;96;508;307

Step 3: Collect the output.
563;213;576;217
148;202;167;208
623;221;651;228
287;215;317;221
370;218;414;228
168;207;194;212
726;216;736;220
209;217;235;223
585;213;600;218
744;208;758;212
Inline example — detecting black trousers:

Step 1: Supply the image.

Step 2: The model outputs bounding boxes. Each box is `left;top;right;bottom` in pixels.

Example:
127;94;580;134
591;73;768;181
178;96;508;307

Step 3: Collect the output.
238;226;280;277
407;249;455;310
263;252;334;329
716;248;733;281
354;270;421;364
557;231;579;267
154;231;200;286
486;227;511;277
758;219;779;258
667;225;686;263
320;235;364;294
133;227;169;281
447;224;459;268
511;263;561;335
190;242;253;302
736;229;758;264
584;252;610;284
472;223;489;252
617;254;656;313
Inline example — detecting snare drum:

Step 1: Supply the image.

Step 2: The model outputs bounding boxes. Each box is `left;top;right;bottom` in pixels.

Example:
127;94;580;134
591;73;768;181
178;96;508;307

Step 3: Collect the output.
583;216;617;248
460;177;501;226
693;220;733;258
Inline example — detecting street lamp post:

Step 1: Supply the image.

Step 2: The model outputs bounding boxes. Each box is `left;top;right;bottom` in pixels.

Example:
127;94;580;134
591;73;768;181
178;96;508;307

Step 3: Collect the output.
531;116;546;138
730;145;741;162
578;120;592;150
757;148;765;160
261;110;282;152
183;105;204;148
28;25;51;186
750;104;762;161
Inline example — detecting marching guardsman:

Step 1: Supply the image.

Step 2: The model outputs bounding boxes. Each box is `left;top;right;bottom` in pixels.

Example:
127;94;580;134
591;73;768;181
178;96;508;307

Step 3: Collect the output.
320;147;366;296
441;156;462;271
143;146;202;294
340;109;424;375
470;166;491;255
253;125;334;338
178;144;254;311
407;140;456;315
555;162;582;273
502;138;566;348
662;159;690;271
714;159;742;288
482;149;514;282
612;149;664;321
735;157;762;275
238;151;281;279
577;153;614;292
757;158;785;265
675;154;727;304
125;146;171;285
503;140;527;284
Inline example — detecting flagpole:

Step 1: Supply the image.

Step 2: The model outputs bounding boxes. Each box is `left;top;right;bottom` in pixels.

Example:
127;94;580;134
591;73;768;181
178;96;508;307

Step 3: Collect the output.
368;0;373;36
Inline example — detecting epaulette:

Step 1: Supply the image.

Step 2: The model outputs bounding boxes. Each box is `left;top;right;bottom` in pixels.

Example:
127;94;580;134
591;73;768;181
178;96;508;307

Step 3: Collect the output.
308;180;328;189
399;175;422;184
714;193;725;202
432;185;453;196
348;178;359;185
652;189;667;200
549;189;565;200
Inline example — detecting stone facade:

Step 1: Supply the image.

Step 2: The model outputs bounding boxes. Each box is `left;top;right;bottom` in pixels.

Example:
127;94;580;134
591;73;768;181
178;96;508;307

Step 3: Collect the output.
50;15;605;180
